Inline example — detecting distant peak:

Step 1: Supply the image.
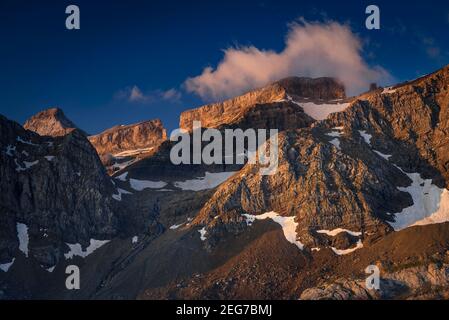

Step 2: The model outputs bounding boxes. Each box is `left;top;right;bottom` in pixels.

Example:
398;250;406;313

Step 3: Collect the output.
24;107;85;137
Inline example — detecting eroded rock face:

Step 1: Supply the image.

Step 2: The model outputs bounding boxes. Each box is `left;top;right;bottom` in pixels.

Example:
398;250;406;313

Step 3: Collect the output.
88;120;167;173
179;77;345;131
300;263;449;300
24;108;84;137
192;128;411;249
191;66;449;252
0;115;118;268
323;65;449;187
89;120;167;156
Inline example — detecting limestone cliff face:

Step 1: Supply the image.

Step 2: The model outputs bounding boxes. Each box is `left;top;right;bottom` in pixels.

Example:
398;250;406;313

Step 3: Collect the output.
179;77;345;131
89;119;167;156
24;108;85;137
0;115;118;267
88;119;167;174
191;66;449;251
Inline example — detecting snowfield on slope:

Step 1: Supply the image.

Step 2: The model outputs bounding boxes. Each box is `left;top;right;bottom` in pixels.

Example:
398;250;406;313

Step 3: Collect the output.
390;168;449;230
16;223;29;257
64;239;111;259
198;227;207;241
174;171;237;191
0;258;15;272
356;139;449;230
331;240;364;256
129;178;167;191
244;212;304;250
300;102;350;120
114;147;154;157
284;96;350;120
316;228;362;237
112;188;132;201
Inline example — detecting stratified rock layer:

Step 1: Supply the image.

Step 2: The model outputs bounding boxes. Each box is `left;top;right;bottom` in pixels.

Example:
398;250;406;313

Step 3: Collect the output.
180;77;345;131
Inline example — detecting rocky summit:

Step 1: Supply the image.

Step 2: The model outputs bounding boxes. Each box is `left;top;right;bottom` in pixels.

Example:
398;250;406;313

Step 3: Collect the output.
179;77;346;131
2;65;449;300
23;107;85;137
88;119;167;174
0;115;122;280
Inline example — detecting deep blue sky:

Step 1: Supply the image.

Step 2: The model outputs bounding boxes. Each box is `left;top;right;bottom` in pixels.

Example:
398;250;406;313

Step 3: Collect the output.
1;0;448;134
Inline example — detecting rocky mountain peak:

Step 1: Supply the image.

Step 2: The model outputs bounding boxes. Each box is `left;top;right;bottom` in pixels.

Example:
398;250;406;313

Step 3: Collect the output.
23;107;84;137
0;114;122;272
88;119;167;174
179;76;345;131
273;76;346;100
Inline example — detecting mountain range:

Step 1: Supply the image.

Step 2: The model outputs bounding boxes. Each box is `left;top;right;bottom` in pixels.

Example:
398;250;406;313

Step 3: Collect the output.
1;66;449;300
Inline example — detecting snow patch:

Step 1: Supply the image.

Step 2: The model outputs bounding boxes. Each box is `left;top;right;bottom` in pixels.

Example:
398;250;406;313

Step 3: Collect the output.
329;139;341;150
382;87;397;95
389;167;449;230
16;223;29;257
17;136;38;146
114;147;154;157
174;171;237;191
5;145;16;156
45;265;56;273
129;178;167;191
0;258;15;272
413;189;449;227
115;172;128;181
112;188;132;201
316;228;362;237
15;159;39;172
198;227;207;241
359;130;372;145
44;156;55;161
326;131;342;138
244;211;304;250
286;96;350;120
111;159;136;171
170;223;184;230
373;150;392;160
64;239;110;259
132;236;138;244
331;240;364;255
325;129;343;150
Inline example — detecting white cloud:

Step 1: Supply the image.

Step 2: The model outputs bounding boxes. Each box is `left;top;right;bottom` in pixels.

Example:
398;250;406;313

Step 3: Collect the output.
129;86;146;102
116;86;182;104
161;88;182;101
184;20;392;100
421;37;442;60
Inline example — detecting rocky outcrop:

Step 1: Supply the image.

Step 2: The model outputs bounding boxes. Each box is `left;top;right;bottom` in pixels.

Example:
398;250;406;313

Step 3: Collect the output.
179;77;345;131
88;120;167;173
300;263;449;300
192;128;412;249
24;108;85;137
323;65;449;187
0;115;118;268
89;119;167;156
